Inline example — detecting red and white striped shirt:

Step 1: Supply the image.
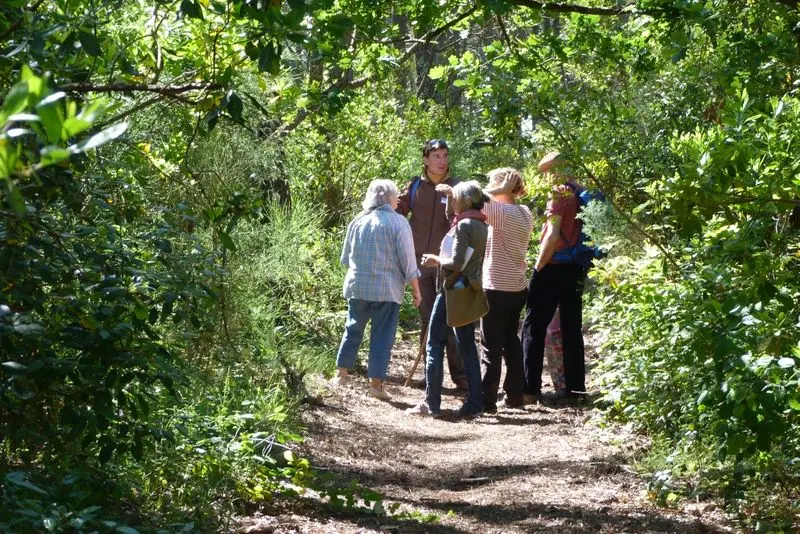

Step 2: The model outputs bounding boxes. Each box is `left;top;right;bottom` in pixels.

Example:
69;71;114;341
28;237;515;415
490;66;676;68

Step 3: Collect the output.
482;200;533;292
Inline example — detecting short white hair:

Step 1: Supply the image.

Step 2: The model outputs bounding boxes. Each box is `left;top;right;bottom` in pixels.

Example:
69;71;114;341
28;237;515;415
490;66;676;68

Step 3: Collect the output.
362;179;399;211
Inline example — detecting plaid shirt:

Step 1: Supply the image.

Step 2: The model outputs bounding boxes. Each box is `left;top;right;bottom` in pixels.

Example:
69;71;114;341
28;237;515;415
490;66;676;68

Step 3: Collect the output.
341;204;420;304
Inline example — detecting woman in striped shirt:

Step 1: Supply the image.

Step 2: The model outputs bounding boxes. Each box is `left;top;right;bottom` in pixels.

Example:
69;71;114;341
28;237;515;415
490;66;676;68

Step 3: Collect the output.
480;168;534;412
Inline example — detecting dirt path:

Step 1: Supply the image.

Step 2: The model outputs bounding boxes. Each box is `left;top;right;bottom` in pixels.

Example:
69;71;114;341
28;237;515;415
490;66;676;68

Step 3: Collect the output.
238;334;737;533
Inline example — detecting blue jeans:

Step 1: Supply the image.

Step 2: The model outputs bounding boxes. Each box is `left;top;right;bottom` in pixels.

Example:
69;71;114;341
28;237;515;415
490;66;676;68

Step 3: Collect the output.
425;291;483;414
335;299;400;380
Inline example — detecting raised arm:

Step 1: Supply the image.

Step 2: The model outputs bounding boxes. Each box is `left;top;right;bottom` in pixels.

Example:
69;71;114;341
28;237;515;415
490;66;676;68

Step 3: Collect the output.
534;214;562;272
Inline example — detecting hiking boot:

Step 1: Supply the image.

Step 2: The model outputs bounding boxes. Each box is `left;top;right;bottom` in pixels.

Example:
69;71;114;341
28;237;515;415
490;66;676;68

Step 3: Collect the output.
457;404;484;419
498;398;524;409
368;385;391;401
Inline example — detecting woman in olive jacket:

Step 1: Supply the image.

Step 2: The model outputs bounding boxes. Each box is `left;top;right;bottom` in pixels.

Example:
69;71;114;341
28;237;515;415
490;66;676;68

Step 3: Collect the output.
407;181;488;418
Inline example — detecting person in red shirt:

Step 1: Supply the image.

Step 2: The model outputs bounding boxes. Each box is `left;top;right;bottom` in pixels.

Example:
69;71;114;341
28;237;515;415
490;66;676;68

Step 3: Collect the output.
521;152;587;402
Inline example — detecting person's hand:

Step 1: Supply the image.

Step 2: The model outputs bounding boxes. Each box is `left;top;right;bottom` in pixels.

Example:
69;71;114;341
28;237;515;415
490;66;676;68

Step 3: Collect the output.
421;254;440;267
435;184;453;197
412;290;422;307
486;174;520;196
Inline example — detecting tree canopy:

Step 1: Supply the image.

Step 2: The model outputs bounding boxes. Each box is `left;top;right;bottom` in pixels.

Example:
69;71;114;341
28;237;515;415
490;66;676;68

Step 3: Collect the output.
1;0;799;530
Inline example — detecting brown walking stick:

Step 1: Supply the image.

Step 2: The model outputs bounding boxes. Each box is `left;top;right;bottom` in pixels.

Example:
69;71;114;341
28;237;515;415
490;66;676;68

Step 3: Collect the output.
404;325;427;387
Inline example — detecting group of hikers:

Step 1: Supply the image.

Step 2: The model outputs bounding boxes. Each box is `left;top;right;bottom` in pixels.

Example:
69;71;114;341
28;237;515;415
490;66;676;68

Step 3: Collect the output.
329;139;591;418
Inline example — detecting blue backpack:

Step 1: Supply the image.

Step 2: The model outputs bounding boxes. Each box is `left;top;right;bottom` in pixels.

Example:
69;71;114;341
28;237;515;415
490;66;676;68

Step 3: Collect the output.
551;186;606;269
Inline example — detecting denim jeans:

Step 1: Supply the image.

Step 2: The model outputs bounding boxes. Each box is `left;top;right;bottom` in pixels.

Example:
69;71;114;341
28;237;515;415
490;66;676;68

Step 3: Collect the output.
417;267;465;384
425;291;483;414
335;299;400;380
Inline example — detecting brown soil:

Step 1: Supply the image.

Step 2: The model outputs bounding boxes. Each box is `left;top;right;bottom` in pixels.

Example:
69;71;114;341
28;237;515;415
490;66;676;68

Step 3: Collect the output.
236;333;738;533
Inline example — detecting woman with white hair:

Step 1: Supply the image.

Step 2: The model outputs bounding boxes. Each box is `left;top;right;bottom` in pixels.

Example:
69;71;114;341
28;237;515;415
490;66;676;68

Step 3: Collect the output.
407;180;489;417
331;179;422;400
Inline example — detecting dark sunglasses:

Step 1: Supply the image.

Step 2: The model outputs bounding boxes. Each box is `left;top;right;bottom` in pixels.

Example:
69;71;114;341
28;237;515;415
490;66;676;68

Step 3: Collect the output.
423;139;449;156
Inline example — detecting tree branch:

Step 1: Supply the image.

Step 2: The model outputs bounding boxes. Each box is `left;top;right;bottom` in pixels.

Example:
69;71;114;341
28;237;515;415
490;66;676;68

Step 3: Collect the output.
60;82;222;96
506;0;632;16
274;4;481;138
92;95;166;131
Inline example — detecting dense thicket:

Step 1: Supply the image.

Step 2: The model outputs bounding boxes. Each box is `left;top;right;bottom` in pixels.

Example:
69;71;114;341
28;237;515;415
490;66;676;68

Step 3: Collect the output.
1;0;798;531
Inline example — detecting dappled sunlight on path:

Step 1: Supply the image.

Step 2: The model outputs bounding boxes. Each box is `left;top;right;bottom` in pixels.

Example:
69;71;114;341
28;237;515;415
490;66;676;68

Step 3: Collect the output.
237;333;736;533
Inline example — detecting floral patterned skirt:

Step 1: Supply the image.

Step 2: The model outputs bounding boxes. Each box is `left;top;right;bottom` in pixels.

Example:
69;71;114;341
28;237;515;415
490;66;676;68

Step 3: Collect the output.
544;329;565;392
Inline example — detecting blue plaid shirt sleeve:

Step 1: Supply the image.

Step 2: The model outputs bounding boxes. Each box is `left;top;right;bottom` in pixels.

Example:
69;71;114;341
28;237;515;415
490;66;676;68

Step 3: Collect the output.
395;217;420;283
341;219;354;267
341;205;421;304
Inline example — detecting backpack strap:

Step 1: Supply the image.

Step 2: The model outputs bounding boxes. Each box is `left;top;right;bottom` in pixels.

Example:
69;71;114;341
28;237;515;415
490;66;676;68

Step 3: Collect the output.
408;176;422;211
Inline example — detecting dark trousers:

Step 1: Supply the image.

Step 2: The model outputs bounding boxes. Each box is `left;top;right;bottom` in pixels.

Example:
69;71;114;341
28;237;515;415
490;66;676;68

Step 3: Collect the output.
418;268;465;384
521;263;586;394
480;289;528;409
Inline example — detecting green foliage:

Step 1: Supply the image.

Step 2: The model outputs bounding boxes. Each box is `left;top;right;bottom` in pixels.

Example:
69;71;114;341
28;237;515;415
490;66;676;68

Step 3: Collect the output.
4;0;800;528
590;92;800;527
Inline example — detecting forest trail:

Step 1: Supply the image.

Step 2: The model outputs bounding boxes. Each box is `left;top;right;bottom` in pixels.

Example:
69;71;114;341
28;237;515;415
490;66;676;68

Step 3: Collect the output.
238;334;736;533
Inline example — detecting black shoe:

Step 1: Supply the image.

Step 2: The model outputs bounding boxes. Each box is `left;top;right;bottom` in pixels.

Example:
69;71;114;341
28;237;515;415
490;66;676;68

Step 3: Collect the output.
457;405;484;418
497;398;524;409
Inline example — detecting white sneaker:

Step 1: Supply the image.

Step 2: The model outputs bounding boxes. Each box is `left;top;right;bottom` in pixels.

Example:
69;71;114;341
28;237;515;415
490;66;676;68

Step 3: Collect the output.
405;402;431;416
368;385;392;401
329;375;349;387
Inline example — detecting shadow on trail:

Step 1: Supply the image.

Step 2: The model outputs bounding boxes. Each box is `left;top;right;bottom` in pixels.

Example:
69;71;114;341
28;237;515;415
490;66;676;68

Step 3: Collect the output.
391;497;724;533
258;496;471;534
317;455;631;493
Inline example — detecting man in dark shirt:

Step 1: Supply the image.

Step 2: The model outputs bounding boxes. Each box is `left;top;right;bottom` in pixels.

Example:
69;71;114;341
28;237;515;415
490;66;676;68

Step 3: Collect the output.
396;139;467;390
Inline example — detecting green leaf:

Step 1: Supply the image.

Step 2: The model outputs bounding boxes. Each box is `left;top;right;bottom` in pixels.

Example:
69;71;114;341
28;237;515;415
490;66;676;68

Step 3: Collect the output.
78;31;102;57
227;93;243;122
258;42;281;75
4;183;26;215
245;41;259;61
2;361;27;373
134;304;148;320
789;398;800;411
1;82;29;120
180;0;204;20
62;117;92;138
35;92;65;143
5;472;48;496
72;122;128;152
98;442;115;463
5;128;31;138
428;66;446;80
6;112;39;122
39;146;71;167
219;231;236;251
